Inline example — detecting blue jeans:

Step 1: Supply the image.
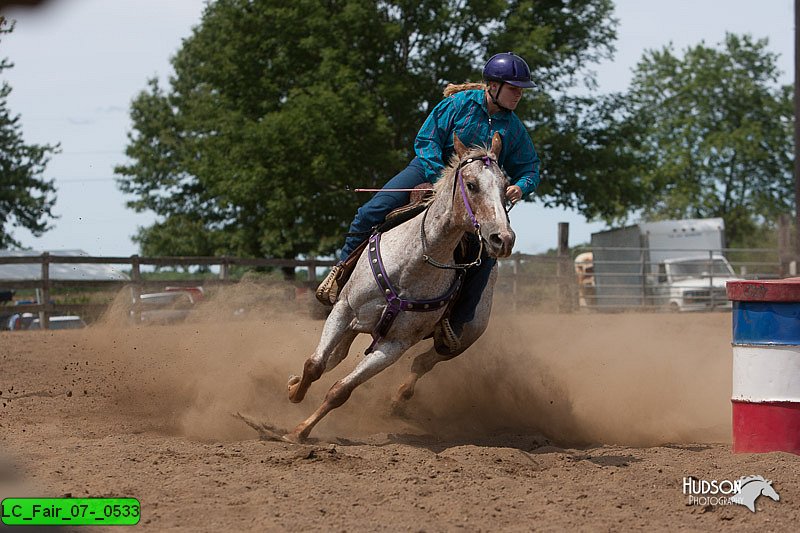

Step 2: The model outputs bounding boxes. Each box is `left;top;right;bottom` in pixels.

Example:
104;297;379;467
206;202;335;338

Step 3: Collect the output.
449;235;496;331
340;158;493;331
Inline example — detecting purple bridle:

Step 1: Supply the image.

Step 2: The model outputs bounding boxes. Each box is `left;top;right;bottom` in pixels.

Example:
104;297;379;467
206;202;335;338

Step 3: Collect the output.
456;156;490;230
420;155;496;270
364;154;497;354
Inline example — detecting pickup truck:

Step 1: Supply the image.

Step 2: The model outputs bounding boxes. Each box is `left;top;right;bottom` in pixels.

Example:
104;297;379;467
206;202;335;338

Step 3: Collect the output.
651;255;737;311
132;286;204;324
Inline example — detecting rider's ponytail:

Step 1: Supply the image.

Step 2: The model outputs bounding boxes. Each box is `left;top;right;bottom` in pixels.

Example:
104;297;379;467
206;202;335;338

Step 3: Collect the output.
443;82;486;97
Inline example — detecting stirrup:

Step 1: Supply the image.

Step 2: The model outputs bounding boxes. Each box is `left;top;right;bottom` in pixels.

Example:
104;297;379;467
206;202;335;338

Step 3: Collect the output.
315;264;345;306
314;240;369;306
434;317;461;354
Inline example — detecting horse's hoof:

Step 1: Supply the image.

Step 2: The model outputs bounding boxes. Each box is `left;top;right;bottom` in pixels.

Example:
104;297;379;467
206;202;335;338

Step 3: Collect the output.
287;375;305;403
282;432;305;444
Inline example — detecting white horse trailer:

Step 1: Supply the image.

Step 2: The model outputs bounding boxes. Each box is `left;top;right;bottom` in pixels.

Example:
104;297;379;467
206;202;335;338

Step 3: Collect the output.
589;218;737;311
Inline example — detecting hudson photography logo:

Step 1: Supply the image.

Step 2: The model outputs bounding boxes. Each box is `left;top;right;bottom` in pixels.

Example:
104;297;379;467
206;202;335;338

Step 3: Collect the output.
683;475;780;512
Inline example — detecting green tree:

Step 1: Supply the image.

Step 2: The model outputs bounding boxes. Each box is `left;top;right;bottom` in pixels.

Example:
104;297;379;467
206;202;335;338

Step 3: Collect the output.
117;0;626;259
623;33;793;245
0;18;59;249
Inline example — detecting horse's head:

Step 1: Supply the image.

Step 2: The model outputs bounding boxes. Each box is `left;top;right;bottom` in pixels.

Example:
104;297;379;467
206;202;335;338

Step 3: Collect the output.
447;132;516;258
735;476;781;511
760;480;780;502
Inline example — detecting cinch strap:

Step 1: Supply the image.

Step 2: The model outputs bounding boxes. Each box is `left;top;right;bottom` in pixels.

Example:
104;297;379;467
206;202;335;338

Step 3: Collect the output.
365;232;463;354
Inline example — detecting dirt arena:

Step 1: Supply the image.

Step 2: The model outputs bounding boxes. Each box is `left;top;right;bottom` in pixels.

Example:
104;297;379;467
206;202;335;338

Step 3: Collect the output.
1;290;798;531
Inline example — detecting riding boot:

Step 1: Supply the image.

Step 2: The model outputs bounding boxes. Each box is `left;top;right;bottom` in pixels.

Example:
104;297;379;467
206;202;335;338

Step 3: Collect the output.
315;239;371;306
315;263;346;306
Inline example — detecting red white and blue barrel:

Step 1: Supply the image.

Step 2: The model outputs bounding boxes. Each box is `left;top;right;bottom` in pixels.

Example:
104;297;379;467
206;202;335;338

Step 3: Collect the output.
727;278;800;455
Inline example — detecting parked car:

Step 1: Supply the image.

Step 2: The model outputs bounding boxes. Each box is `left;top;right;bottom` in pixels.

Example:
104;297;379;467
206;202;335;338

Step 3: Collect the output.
6;312;35;331
29;315;87;330
7;313;86;330
131;286;204;324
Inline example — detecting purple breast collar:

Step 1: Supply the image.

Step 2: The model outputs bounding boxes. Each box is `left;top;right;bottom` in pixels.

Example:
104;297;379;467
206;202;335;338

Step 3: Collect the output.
365;231;463;354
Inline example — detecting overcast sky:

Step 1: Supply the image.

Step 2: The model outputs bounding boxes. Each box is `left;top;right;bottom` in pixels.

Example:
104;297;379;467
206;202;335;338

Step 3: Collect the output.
1;0;795;256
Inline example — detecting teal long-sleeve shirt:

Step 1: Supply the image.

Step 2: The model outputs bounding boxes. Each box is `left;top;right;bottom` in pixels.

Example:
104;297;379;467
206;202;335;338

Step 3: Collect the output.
414;89;541;197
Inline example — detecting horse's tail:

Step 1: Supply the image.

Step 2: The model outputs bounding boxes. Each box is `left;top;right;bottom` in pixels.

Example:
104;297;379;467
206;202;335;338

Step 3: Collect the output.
443;82;486;97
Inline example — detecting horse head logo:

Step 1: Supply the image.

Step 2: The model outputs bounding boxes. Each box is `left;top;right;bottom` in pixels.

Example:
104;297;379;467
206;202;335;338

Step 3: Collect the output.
730;476;780;513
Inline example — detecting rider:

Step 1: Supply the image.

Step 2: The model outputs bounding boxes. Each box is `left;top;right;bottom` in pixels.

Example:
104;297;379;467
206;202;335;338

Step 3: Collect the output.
317;52;541;352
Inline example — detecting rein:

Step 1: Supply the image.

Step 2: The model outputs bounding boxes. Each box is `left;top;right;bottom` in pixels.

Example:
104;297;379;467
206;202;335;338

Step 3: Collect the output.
421;155;494;270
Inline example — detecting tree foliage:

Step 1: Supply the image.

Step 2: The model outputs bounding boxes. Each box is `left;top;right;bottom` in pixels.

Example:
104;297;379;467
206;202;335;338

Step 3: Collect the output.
117;0;624;258
0;18;59;249
623;33;793;245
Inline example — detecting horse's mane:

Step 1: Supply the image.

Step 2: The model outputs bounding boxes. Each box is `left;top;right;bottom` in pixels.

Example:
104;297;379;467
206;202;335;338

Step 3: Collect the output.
443;82;486;97
740;475;770;485
432;144;496;199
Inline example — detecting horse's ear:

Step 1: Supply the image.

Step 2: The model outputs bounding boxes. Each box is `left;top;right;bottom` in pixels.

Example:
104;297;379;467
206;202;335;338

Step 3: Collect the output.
453;134;468;158
491;132;502;159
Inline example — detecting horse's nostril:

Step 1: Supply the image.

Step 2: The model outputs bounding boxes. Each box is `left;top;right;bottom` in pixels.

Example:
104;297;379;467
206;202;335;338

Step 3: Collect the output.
490;234;503;246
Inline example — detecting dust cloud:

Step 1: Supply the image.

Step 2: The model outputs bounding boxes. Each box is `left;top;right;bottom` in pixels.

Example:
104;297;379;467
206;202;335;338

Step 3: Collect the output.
81;284;732;447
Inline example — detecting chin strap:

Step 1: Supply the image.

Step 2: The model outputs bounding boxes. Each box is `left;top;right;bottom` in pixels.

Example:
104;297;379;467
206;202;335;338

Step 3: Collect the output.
488;81;511;112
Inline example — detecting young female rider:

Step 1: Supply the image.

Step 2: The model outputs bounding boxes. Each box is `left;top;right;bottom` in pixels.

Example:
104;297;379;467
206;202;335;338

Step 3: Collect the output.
317;52;541;352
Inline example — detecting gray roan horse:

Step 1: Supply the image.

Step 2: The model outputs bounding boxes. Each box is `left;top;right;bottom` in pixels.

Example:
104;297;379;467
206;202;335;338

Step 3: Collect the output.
284;132;515;443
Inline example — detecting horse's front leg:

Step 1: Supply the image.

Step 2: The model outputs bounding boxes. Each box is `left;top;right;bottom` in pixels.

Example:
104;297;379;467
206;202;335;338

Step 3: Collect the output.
284;339;411;443
288;303;356;404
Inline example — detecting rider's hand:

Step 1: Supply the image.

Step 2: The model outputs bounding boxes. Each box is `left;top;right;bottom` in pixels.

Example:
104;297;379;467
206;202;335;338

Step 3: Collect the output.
505;185;523;204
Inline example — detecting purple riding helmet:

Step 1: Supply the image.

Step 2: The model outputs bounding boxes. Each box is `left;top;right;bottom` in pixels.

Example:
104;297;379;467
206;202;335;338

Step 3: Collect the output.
482;52;535;111
482;52;536;88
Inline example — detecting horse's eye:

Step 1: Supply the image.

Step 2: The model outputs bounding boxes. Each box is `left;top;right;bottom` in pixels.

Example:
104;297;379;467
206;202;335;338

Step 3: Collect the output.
466;182;477;192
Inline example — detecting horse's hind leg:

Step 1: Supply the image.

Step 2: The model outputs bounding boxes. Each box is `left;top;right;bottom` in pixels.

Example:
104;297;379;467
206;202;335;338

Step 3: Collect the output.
285;340;410;443
390;289;493;415
288;303;355;404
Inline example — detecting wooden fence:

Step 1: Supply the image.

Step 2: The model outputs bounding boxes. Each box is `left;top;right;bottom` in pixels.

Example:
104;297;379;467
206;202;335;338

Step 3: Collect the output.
0;250;574;329
0;253;343;329
1;222;789;329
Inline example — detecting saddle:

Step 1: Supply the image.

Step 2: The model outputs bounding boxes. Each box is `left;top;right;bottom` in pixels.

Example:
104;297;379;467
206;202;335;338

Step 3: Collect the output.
376;184;435;234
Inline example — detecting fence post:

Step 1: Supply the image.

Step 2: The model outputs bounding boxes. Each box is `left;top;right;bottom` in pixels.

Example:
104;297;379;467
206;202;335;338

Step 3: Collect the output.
709;249;715;308
557;223;572;313
39;252;50;330
219;256;229;281
130;255;141;323
779;214;792;277
307;258;317;283
640;249;647;307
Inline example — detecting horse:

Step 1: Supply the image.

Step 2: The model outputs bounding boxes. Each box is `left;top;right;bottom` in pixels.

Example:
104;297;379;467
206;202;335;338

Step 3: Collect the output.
283;132;515;443
731;476;780;512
